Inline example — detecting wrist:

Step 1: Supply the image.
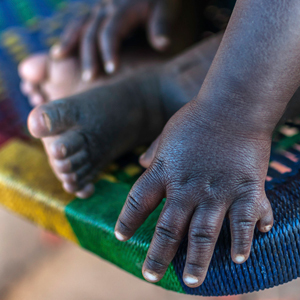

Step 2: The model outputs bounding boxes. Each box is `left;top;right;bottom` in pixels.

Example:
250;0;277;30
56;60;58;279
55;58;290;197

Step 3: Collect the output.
195;78;288;138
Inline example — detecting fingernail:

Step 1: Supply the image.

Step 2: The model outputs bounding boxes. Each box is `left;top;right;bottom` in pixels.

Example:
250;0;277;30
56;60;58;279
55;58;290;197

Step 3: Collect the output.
82;70;93;82
235;255;246;264
105;61;115;74
50;44;63;58
183;274;199;286
264;224;272;232
115;231;127;241
154;36;170;49
42;112;52;132
139;152;146;160
143;270;159;282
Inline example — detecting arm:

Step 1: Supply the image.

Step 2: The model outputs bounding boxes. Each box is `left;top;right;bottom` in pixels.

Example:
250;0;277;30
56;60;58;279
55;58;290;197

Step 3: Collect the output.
197;0;300;136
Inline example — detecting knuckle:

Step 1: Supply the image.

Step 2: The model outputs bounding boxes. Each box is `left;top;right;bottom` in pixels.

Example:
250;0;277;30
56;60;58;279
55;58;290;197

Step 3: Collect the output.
232;236;252;250
117;218;132;233
189;225;218;246
231;218;256;244
155;224;181;244
232;216;256;230
146;254;167;271
126;192;147;216
185;261;207;273
150;157;165;173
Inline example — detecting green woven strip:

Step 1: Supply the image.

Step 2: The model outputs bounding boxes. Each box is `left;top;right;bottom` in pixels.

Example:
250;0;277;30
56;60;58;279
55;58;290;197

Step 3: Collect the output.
46;0;68;10
275;133;300;152
65;180;185;293
9;0;38;27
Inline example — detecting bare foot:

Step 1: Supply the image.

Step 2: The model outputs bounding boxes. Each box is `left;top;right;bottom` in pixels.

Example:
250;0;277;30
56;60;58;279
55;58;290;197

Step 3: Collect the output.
27;34;223;198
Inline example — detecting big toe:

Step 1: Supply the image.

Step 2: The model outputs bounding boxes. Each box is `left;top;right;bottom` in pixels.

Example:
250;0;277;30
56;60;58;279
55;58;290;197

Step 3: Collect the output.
28;99;77;138
19;54;48;84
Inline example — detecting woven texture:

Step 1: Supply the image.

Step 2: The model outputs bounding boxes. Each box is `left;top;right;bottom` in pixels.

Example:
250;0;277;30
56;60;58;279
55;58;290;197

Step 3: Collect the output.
0;0;300;296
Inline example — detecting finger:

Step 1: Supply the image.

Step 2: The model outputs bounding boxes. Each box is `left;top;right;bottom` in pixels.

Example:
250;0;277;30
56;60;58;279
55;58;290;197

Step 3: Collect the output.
142;197;193;283
256;196;273;233
229;203;259;265
99;8;143;74
115;164;165;241
147;0;180;51
139;135;161;168
51;13;89;59
81;8;106;81
183;205;226;287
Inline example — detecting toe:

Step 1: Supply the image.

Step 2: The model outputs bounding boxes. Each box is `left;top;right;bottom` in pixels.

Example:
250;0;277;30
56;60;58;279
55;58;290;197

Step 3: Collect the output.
76;184;95;199
52;149;89;173
50;131;85;160
29;93;46;106
20;81;37;96
61;164;94;194
19;54;48;84
28;99;79;138
63;182;95;198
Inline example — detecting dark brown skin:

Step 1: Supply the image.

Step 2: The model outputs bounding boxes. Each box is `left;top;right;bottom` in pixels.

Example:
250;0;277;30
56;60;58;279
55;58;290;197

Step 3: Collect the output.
115;0;300;288
51;0;180;80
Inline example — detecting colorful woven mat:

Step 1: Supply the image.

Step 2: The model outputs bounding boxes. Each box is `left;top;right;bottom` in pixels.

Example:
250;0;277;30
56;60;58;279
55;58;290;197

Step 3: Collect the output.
1;0;300;297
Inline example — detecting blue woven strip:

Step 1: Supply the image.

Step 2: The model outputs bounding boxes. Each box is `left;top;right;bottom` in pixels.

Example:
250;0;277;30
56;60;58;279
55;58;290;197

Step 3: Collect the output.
172;173;300;296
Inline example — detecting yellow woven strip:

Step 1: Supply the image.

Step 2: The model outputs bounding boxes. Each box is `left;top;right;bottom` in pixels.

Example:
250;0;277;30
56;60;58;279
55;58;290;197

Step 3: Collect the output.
0;139;78;243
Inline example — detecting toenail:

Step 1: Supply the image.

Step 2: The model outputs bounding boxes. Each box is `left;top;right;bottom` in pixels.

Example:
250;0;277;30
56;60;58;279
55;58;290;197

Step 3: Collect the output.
42;112;52;132
51;44;63;58
183;274;199;286
143;270;159;282
82;70;93;82
235;255;246;264
105;61;115;74
114;231;127;241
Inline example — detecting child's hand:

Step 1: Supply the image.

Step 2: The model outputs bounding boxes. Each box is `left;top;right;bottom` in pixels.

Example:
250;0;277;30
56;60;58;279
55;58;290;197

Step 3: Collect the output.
115;99;273;288
51;0;180;79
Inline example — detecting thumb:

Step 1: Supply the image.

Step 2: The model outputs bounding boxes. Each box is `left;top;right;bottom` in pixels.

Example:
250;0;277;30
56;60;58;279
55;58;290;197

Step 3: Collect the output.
139;135;161;168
